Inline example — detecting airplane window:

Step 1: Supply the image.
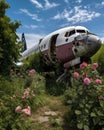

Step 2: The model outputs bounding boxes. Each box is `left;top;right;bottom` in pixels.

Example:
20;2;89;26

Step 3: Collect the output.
76;30;86;33
65;30;75;37
65;32;69;37
69;30;75;36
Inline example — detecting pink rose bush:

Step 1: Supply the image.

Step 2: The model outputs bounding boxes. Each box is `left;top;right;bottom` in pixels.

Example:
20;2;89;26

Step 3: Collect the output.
92;62;98;70
83;77;91;85
15;106;22;112
80;62;88;69
65;62;104;130
95;78;102;84
29;69;36;75
22;106;31;116
73;72;79;79
15;106;31;116
73;62;102;86
0;66;44;130
98;95;104;100
22;88;30;100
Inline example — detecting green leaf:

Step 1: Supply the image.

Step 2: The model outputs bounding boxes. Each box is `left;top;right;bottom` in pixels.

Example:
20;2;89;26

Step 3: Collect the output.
85;108;89;113
99;120;104;126
97;111;104;116
77;123;83;129
93;118;100;125
79;103;84;108
90;112;97;117
84;125;90;130
100;101;104;107
75;110;82;115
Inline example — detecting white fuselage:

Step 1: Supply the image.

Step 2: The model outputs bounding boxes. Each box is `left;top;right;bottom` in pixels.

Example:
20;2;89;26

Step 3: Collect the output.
20;26;101;68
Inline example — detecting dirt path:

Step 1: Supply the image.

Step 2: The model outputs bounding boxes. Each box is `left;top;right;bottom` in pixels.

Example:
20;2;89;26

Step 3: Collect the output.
29;95;69;130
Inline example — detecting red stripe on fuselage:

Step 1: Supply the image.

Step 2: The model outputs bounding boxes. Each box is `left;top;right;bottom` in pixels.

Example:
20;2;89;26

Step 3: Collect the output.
42;42;75;63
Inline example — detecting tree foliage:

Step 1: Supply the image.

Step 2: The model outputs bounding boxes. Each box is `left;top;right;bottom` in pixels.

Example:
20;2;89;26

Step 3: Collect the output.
0;0;21;75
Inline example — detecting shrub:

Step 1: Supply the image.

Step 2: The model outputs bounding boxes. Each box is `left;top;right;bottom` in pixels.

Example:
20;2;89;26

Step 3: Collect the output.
45;73;69;96
64;62;104;130
0;70;45;130
23;52;43;72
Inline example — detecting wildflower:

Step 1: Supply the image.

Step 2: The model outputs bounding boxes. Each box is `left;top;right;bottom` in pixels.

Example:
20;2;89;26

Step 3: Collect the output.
15;106;22;112
0;102;3;106
11;95;16;99
83;77;91;85
22;106;31;116
82;72;87;77
73;72;79;79
80;62;88;69
22;88;30;100
92;63;98;70
95;79;102;84
29;69;35;74
98;95;104;100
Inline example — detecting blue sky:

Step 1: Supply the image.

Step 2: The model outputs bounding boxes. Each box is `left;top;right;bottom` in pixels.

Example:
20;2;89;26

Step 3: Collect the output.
6;0;104;48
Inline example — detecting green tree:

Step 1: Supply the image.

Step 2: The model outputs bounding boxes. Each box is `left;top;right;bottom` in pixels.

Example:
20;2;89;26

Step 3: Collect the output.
0;0;20;75
92;44;104;75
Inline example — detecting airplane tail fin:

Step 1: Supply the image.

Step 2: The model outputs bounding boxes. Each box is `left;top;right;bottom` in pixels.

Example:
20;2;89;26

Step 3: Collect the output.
22;33;27;51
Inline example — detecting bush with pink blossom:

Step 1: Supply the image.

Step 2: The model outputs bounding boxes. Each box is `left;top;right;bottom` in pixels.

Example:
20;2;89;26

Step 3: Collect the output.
64;62;104;130
0;70;45;130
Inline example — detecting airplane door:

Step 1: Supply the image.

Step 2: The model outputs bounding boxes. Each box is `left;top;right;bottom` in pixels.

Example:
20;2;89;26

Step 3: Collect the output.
49;34;59;62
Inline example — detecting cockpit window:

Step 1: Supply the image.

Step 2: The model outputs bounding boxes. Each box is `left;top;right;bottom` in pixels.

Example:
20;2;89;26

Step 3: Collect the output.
76;30;86;33
65;30;75;37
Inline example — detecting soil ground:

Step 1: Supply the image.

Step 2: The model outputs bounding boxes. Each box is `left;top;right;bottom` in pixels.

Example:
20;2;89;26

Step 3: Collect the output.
29;95;71;130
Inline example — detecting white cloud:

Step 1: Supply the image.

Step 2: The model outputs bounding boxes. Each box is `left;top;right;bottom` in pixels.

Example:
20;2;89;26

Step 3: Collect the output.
64;0;69;3
53;6;101;24
30;0;59;10
20;9;41;21
44;0;59;10
30;0;43;8
101;1;104;6
24;25;38;29
95;1;104;8
76;0;82;3
18;33;45;49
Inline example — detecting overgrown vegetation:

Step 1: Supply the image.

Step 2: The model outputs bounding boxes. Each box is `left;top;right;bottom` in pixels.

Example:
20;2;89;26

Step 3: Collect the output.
23;52;42;72
0;1;104;130
64;62;104;130
0;70;45;130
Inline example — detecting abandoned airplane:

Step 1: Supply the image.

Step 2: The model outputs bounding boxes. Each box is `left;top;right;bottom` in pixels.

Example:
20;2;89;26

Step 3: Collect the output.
19;26;101;71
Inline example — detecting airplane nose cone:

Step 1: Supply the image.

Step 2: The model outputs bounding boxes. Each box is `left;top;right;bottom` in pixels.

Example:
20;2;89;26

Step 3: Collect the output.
86;35;101;57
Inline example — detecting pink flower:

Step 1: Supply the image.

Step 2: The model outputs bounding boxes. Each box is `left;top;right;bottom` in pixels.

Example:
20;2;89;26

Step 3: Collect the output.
95;79;102;84
92;63;98;70
15;106;22;112
82;72;87;77
22;106;31;116
73;72;79;79
29;69;36;74
80;62;88;69
98;95;104;100
22;88;30;100
83;77;91;85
